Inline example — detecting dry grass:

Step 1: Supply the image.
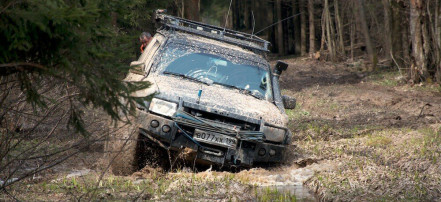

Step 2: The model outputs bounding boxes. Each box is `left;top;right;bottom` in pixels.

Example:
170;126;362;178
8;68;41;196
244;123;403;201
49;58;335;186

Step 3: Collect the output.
283;58;441;201
4;168;303;201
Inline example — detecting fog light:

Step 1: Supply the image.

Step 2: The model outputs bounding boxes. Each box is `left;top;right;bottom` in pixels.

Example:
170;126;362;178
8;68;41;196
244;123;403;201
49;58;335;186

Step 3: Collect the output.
269;149;276;156
150;120;159;128
258;148;266;156
162;125;171;133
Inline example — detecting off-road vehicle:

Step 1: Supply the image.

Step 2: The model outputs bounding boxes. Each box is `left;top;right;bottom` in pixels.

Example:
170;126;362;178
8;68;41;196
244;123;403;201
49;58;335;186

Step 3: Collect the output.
106;11;296;175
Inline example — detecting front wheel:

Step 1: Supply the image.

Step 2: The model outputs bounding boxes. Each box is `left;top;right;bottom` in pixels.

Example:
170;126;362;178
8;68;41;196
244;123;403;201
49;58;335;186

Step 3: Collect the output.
104;119;142;175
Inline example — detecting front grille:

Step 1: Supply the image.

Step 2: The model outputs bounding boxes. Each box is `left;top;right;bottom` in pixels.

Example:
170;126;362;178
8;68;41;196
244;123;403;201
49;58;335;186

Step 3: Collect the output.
183;107;260;131
173;110;264;142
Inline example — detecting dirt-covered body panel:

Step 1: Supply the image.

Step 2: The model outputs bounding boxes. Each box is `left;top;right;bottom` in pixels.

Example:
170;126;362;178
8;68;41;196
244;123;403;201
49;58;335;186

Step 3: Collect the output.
142;74;288;126
120;16;292;168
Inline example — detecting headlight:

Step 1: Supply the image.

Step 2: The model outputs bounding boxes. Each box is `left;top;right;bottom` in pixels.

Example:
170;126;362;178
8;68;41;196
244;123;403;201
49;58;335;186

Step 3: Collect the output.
263;126;287;143
148;98;177;117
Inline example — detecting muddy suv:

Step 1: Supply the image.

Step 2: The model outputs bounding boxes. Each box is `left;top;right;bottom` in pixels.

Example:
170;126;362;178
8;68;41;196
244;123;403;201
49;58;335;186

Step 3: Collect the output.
107;12;296;175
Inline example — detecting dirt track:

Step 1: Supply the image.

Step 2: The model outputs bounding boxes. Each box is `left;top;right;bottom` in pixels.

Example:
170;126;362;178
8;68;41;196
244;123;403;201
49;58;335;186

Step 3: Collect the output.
281;58;441;130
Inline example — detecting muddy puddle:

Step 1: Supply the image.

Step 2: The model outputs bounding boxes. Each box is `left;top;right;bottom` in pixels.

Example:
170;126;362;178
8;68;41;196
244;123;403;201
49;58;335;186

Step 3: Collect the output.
239;160;335;201
257;185;316;201
170;158;336;201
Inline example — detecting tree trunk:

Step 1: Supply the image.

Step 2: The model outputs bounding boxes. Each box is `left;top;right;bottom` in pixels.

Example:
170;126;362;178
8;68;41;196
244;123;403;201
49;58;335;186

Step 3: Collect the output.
300;0;307;55
436;0;441;82
410;0;427;82
350;5;355;61
244;0;250;30
402;14;411;65
334;0;344;56
293;0;301;54
308;0;315;55
183;0;200;21
382;0;392;61
356;0;377;71
390;0;404;68
320;6;326;52
276;0;284;55
324;0;336;61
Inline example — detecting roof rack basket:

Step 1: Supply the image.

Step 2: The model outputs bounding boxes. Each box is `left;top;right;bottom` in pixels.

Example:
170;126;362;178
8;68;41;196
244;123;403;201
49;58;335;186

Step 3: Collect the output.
155;10;270;52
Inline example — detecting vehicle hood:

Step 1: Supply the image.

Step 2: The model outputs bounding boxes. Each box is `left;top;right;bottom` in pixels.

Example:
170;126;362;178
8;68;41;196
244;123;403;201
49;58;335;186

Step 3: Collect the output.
138;74;288;126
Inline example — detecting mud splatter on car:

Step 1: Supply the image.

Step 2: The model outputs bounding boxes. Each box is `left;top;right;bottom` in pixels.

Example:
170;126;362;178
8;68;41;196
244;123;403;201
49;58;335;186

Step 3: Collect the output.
106;11;296;174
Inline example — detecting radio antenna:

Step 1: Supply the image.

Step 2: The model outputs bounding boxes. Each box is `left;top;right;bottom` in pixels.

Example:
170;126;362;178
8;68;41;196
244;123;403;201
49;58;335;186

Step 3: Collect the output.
223;0;233;32
250;11;256;39
254;12;302;35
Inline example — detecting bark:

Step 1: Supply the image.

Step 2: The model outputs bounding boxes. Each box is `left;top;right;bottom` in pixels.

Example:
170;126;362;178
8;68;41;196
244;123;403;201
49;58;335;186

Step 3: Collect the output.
293;0;301;54
300;0;307;55
402;14;411;65
324;0;336;61
356;0;377;71
334;0;344;55
183;0;200;21
437;1;441;81
427;1;440;83
320;5;326;52
308;0;315;55
437;1;441;48
276;0;284;55
391;0;404;68
410;0;427;82
382;0;392;61
244;0;250;30
350;9;355;61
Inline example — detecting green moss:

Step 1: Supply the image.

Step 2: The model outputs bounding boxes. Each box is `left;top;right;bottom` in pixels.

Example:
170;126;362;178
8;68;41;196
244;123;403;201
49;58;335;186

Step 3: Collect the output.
365;135;392;147
255;187;297;202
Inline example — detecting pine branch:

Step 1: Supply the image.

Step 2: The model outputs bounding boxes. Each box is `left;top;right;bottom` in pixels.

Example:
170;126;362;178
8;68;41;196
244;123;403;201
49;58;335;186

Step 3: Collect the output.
0;62;47;70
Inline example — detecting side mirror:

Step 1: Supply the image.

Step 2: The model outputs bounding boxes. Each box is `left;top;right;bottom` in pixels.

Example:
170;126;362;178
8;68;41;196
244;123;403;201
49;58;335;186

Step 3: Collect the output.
282;95;296;109
130;61;144;67
129;61;145;75
274;61;288;75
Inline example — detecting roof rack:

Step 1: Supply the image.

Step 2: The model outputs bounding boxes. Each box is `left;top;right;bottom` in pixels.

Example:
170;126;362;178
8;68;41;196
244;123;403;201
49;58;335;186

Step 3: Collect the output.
154;10;270;52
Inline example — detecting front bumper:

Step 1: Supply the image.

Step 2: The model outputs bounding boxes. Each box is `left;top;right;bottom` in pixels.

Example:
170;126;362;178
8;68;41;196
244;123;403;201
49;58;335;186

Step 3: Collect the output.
137;110;287;167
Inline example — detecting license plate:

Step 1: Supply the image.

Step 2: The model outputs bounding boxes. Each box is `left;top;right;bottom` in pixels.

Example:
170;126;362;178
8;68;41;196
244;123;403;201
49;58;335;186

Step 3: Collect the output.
194;129;237;148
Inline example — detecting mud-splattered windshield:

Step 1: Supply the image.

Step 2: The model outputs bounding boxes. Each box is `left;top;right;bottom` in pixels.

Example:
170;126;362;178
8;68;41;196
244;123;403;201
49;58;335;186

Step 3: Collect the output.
156;43;273;100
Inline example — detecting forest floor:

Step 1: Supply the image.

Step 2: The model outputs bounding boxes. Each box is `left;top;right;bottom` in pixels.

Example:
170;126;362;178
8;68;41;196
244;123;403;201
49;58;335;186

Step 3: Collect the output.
281;58;441;201
3;57;441;201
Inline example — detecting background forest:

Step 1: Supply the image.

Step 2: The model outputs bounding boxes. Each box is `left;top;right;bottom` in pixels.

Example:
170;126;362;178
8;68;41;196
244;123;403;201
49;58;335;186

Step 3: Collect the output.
1;0;441;201
198;0;441;84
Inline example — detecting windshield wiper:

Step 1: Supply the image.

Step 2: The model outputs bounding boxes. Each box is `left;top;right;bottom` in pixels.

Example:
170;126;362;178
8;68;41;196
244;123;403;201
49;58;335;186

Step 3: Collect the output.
163;71;213;85
214;82;264;100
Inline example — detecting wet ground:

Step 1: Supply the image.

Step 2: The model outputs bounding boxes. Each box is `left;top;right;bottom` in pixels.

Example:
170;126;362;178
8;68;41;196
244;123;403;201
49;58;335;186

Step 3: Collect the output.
4;57;441;201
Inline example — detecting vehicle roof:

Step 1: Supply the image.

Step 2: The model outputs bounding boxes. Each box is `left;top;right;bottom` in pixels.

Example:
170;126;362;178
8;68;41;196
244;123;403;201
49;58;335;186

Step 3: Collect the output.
155;13;270;53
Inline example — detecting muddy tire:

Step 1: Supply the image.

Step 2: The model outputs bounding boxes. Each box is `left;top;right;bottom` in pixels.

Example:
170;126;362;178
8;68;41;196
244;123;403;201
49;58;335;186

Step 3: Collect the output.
104;117;142;176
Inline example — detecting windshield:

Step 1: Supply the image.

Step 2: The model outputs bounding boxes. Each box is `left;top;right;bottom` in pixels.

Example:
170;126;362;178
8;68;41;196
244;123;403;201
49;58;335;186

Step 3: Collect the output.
155;42;273;100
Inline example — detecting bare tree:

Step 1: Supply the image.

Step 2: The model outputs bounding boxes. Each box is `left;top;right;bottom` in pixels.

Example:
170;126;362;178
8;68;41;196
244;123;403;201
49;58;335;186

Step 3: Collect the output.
410;0;428;82
184;0;200;21
323;0;336;61
334;0;344;56
435;1;441;81
276;0;284;55
355;0;377;71
382;0;392;61
293;0;301;54
308;0;315;55
300;0;307;55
